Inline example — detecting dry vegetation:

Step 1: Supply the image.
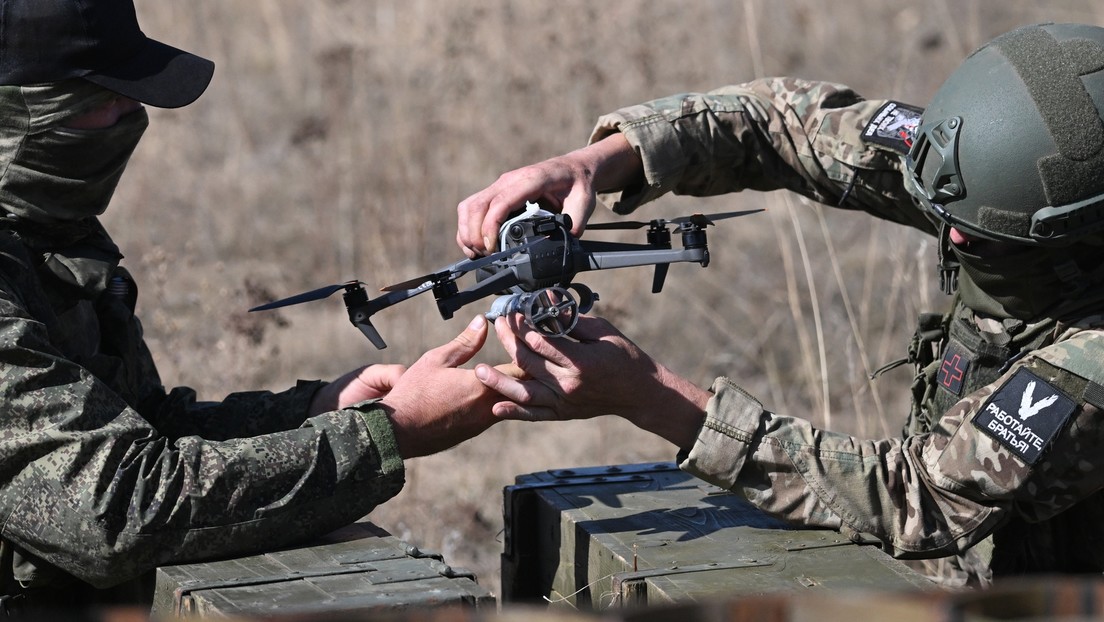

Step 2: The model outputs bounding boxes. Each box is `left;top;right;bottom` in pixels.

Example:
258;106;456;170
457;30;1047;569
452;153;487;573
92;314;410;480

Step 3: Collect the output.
116;0;1102;601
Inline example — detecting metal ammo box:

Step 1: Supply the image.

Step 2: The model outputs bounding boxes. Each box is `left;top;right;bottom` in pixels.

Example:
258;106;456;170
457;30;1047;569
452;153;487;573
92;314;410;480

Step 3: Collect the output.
151;520;493;618
501;462;934;610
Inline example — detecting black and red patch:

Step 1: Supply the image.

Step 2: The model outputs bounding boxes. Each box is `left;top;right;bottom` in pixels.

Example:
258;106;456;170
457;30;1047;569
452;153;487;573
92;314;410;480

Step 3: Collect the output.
937;341;970;397
861;101;923;155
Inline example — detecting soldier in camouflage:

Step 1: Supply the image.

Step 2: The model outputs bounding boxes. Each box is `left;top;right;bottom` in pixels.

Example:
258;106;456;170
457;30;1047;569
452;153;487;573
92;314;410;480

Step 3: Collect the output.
0;0;516;612
464;23;1104;588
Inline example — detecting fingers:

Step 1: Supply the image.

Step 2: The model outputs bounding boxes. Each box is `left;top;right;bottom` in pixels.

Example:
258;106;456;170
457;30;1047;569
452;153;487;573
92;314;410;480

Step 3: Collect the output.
475;363;559;422
476;363;536;403
561;180;597;238
492;401;559;422
360;363;406;394
457;230;475;259
457;191;493;256
491;315;526;365
457;161;576;256
510;313;577;369
491;315;562;376
424;315;488;368
492;362;527;380
479;193;526;254
457;181;535;256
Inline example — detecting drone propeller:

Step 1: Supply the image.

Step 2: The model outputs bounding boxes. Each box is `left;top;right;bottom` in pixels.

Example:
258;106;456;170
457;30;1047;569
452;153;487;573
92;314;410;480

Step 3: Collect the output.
249;280;365;312
587;208;764;231
380;238;543;292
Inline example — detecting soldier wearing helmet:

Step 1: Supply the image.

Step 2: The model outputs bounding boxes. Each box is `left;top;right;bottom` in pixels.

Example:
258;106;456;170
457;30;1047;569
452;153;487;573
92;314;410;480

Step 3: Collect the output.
467;23;1104;587
0;0;518;612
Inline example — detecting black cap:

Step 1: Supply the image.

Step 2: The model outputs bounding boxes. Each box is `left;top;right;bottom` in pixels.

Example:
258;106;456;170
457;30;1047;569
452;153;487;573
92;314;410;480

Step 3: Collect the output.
0;0;214;108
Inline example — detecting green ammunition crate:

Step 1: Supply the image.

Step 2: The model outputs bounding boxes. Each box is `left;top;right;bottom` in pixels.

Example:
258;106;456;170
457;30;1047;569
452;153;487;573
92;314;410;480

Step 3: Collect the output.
502;462;934;609
151;520;493;618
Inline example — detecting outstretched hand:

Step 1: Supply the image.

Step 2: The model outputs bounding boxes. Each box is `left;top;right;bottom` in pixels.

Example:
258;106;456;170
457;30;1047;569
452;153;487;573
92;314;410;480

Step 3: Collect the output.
312;316;523;459
379;316;522;459
475;314;710;450
309;365;406;417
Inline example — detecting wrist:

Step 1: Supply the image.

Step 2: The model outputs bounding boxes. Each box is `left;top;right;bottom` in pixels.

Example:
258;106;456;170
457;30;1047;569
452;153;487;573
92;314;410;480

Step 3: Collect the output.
571;133;642;193
629;365;709;450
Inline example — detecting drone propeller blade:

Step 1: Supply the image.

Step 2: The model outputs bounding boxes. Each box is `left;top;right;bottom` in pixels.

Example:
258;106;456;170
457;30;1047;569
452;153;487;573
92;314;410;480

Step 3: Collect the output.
670;208;765;227
651;263;670;294
380;273;438;293
588;208;763;231
380;239;543;292
249;282;358;312
587;220;655;230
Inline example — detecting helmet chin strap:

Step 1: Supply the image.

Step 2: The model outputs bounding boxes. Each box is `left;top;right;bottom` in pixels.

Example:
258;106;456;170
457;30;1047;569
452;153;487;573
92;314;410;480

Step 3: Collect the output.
937;222;960;295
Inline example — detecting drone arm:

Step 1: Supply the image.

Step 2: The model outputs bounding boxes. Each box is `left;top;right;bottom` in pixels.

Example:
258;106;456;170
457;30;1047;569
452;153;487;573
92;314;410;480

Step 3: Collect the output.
583;246;708;271
435;269;522;319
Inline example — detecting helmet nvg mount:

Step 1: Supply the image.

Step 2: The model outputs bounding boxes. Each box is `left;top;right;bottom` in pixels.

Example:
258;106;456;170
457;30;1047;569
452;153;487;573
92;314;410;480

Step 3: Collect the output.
905;23;1104;246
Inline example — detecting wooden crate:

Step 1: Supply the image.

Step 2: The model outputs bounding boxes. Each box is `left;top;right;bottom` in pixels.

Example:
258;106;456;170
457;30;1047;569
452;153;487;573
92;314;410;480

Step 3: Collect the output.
502;462;934;610
152;520;493;618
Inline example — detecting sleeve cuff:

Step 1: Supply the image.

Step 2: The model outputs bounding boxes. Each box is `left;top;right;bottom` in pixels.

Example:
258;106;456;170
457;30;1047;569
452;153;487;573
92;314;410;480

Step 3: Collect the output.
589;106;689;215
350;400;405;477
679;377;765;489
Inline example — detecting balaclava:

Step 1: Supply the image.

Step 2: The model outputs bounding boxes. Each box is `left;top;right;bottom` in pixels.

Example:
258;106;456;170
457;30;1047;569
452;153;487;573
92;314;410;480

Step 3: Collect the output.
0;80;147;298
0;80;147;230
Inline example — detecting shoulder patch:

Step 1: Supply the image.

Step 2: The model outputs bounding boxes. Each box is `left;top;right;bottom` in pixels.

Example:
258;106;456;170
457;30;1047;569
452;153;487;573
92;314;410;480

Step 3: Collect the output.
861;101;923;155
972;368;1077;465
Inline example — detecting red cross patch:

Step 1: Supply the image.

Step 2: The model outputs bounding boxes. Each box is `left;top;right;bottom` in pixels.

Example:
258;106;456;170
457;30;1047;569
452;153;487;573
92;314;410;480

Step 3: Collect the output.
938;342;970;396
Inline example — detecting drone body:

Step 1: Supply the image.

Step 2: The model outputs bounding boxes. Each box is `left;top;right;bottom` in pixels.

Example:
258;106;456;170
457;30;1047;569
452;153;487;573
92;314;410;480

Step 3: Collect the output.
249;207;761;348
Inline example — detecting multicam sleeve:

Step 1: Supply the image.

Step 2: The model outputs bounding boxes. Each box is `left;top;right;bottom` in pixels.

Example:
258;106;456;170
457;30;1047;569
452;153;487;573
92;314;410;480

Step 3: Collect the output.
589;77;937;235
0;289;405;588
680;330;1104;559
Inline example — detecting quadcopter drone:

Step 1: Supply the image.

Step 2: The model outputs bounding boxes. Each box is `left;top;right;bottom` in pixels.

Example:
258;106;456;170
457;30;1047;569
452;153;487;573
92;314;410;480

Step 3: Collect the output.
249;204;762;349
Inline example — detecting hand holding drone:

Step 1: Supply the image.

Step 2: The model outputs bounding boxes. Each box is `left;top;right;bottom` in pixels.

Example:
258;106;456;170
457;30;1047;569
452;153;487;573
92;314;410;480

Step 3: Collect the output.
250;204;762;349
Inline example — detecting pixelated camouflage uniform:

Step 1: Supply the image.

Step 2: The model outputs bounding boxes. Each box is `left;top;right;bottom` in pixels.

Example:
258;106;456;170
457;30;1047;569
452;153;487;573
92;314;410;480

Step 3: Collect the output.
592;78;1104;588
0;216;405;608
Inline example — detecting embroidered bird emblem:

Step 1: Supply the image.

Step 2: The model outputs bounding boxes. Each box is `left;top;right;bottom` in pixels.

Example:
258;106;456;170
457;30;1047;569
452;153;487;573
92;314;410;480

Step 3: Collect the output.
1019;380;1058;420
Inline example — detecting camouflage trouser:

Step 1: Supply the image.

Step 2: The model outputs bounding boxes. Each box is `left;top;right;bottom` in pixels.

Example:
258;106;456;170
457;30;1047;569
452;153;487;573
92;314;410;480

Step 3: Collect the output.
905;539;995;590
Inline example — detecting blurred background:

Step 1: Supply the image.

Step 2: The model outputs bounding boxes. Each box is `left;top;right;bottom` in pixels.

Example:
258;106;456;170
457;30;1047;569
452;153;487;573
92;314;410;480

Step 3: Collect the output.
119;0;1102;598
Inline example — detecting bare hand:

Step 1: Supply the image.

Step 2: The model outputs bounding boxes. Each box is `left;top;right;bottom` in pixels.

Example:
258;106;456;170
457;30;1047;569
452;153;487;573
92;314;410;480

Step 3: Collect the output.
379;316;522;459
456;155;596;258
475;314;709;449
456;134;642;257
310;364;406;417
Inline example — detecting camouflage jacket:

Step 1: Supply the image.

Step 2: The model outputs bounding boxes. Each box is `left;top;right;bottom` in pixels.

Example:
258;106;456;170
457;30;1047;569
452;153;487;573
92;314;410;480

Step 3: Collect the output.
592;78;1104;586
0;222;404;605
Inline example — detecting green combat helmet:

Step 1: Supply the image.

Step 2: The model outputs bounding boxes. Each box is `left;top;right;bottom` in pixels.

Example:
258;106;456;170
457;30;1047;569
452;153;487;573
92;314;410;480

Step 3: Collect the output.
905;23;1104;246
904;23;1104;314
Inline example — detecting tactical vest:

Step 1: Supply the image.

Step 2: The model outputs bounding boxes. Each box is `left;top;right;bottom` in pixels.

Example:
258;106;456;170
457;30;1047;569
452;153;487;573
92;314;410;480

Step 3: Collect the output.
897;295;1104;585
902;295;1060;438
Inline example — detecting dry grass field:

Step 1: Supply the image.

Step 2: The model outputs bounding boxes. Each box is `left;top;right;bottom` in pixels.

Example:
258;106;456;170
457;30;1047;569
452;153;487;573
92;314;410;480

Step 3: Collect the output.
116;0;1102;601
